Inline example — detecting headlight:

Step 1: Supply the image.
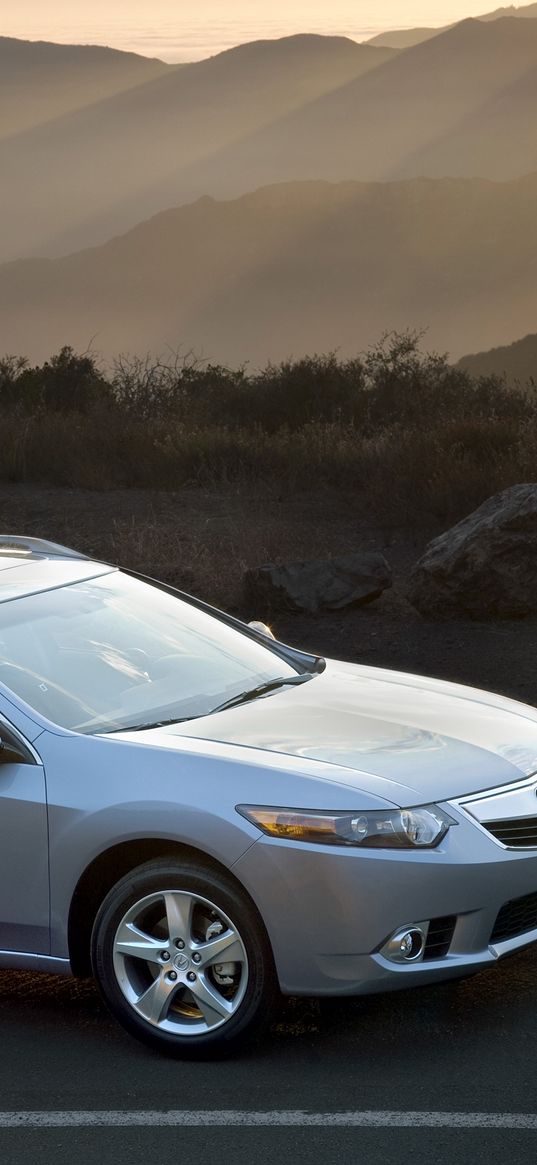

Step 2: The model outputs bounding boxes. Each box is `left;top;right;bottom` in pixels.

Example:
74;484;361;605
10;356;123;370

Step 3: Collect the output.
236;804;456;849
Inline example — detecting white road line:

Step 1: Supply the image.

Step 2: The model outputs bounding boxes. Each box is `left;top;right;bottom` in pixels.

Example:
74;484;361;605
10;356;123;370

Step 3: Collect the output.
1;1111;537;1129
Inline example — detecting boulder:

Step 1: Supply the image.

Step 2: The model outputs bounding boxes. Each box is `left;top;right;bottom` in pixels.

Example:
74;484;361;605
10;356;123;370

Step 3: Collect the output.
244;552;392;614
408;483;537;618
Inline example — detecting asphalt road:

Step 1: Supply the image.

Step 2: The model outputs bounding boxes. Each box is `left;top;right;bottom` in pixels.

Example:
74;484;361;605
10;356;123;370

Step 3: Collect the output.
2;948;537;1165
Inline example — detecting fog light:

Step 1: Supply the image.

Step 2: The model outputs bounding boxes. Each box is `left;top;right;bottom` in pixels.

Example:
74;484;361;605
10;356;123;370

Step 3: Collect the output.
399;930;423;959
382;926;425;964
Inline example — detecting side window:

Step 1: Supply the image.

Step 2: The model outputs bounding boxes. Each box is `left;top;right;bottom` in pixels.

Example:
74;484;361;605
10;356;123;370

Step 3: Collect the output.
0;723;35;765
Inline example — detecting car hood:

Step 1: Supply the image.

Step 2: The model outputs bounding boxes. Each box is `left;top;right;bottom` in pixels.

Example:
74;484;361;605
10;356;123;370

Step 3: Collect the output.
151;659;537;804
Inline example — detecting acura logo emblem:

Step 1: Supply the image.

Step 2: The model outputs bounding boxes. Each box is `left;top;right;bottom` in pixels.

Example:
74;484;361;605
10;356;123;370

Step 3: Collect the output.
173;952;190;972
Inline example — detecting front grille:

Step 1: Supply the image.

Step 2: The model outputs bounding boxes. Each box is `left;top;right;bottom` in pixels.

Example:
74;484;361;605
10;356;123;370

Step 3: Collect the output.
491;890;537;944
423;916;456;960
483;816;537;848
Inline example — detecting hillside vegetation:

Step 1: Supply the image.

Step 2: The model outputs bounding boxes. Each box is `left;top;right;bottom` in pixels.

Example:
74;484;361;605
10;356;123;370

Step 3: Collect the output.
1;335;536;528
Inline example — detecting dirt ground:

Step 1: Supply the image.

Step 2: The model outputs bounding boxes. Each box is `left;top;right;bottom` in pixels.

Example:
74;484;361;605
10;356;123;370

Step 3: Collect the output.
1;482;536;707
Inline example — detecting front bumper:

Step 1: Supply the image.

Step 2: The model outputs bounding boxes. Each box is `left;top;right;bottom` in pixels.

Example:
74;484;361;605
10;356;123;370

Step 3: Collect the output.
233;804;537;995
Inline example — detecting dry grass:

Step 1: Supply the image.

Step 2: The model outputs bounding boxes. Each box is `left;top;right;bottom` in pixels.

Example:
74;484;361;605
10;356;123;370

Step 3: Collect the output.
1;411;535;531
0;482;403;611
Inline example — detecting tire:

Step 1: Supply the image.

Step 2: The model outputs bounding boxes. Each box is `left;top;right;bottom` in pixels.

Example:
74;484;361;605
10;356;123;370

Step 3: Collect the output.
91;857;277;1059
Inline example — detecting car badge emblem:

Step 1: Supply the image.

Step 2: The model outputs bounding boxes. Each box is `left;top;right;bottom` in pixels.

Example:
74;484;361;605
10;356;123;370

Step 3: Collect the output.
173;952;190;972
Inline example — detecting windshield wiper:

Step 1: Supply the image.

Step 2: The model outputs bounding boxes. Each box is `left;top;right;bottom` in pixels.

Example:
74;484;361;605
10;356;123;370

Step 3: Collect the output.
103;715;193;734
102;672;314;734
206;672;313;716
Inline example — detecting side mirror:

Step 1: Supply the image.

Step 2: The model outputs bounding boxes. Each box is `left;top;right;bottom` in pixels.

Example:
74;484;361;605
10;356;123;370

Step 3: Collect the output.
248;620;276;640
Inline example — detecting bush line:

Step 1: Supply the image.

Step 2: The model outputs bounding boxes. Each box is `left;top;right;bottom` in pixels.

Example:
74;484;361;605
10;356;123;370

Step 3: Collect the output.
1;333;536;526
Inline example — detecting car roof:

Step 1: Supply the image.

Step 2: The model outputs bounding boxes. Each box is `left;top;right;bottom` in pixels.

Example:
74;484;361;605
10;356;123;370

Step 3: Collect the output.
0;536;116;603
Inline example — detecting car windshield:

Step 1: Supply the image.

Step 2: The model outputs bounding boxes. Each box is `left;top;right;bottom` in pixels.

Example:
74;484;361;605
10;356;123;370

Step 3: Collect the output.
0;570;299;734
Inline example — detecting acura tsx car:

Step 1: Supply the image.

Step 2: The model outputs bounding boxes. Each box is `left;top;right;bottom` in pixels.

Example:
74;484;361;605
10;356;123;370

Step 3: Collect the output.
2;534;537;1058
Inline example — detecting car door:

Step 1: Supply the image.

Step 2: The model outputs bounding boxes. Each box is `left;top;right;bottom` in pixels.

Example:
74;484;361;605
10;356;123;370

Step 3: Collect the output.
0;716;49;954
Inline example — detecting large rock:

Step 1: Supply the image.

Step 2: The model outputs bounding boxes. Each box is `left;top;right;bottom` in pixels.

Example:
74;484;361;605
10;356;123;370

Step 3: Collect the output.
408;483;537;618
245;552;392;614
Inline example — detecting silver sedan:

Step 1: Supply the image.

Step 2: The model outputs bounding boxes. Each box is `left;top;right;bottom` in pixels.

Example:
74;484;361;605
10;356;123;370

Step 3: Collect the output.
2;534;537;1058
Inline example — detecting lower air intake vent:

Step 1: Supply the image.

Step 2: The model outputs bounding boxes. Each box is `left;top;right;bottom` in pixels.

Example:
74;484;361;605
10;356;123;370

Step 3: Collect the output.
491;890;537;944
483;816;537;848
423;916;456;960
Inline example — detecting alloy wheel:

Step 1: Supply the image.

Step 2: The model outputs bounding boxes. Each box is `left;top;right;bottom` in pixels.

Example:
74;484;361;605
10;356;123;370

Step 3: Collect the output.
112;889;249;1036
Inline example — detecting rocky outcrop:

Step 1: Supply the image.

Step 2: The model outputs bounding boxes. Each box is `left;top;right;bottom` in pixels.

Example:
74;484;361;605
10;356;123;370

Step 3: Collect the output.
408;483;537;617
245;552;392;614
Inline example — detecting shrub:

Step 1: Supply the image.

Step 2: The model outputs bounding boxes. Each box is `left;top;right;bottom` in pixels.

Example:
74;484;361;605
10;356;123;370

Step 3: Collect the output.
1;347;111;414
1;333;535;529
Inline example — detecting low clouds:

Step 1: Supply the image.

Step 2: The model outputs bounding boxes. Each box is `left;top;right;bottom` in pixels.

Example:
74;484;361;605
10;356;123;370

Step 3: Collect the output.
1;2;499;62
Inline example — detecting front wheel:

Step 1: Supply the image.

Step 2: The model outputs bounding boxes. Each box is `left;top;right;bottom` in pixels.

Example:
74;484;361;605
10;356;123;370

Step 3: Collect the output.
91;858;277;1058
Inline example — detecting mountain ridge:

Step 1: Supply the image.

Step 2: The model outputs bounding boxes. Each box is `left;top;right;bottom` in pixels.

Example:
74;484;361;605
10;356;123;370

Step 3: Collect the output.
195;18;537;193
458;334;537;383
367;0;537;48
0;33;397;260
0;35;170;140
1;174;536;366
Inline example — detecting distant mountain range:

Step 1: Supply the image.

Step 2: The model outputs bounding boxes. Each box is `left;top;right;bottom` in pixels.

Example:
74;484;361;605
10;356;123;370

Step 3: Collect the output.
0;37;169;140
1;174;536;366
221;19;537;189
2;17;537;263
368;1;537;48
458;334;537;384
2;15;537;367
0;33;395;261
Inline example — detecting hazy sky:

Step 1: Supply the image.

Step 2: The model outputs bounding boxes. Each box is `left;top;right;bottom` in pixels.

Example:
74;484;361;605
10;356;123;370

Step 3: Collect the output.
0;1;514;60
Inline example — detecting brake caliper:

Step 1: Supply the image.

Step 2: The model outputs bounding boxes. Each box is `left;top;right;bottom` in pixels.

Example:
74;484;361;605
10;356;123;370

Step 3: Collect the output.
206;918;237;985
